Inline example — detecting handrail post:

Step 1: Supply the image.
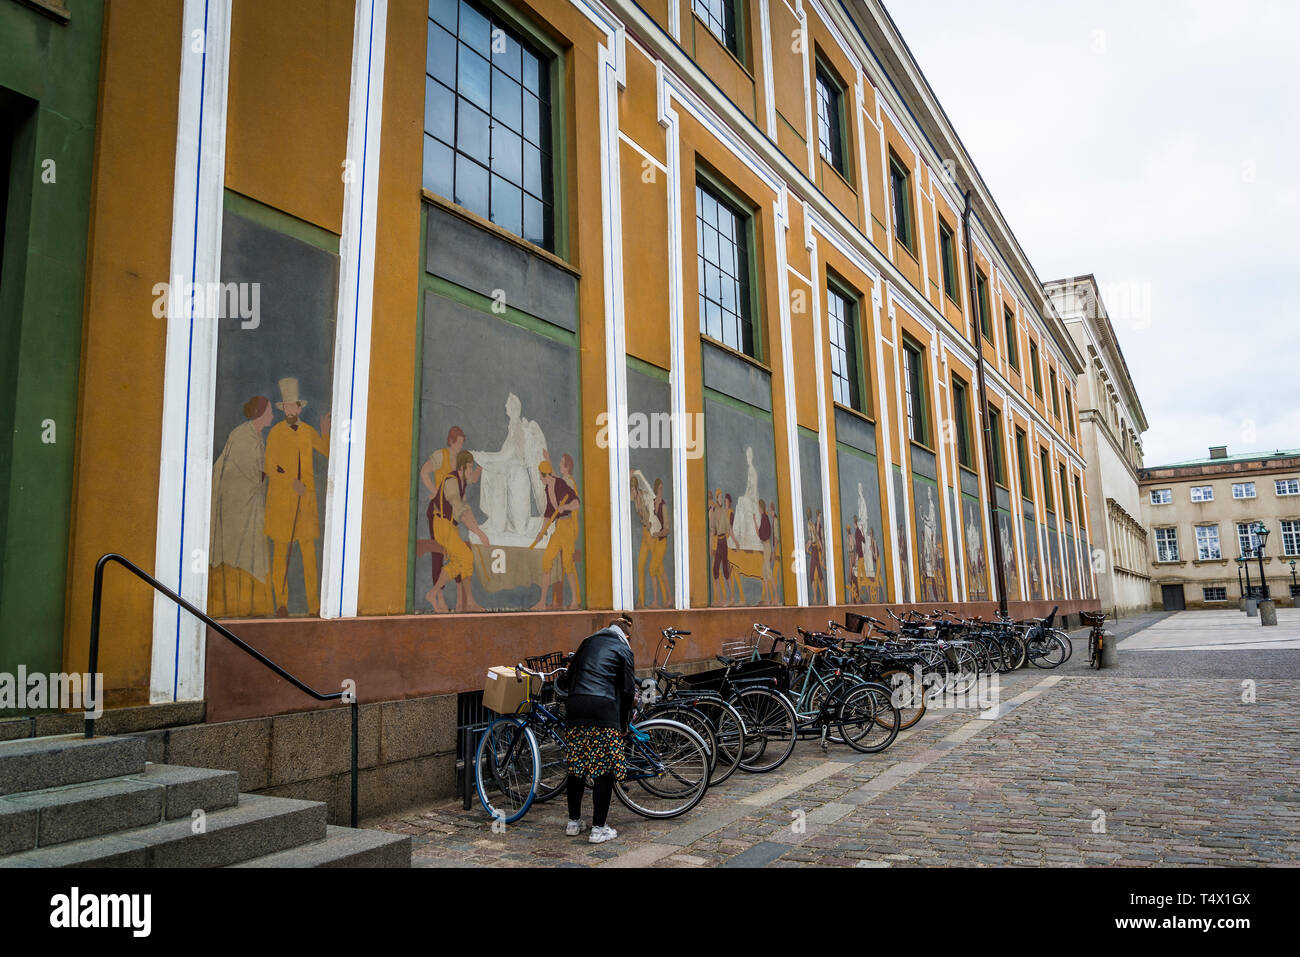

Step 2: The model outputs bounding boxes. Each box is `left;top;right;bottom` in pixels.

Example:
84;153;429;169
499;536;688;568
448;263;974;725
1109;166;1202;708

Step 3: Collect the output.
350;700;359;828
86;554;109;738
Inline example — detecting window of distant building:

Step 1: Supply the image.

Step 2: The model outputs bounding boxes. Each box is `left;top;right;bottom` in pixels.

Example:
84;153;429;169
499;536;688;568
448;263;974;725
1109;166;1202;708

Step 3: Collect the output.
1150;488;1172;505
1190;485;1214;502
1237;522;1262;557
815;59;848;177
1195;525;1221;561
1040;448;1054;512
1015;427;1031;498
827;282;865;412
1276;478;1299;496
988;407;1006;487
902;338;930;446
975;269;992;342
1203;587;1226;602
1282;519;1300;556
1029;338;1042;395
952;375;973;469
1155;526;1179;562
1232;482;1256;499
1003;308;1018;370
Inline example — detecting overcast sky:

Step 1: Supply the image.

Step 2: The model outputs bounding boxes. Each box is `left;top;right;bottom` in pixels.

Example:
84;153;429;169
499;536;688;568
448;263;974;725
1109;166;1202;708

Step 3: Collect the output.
885;0;1300;467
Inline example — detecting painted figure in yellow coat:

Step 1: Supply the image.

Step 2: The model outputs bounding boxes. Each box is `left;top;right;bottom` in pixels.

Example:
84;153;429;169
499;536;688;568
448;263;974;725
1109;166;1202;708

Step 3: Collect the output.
265;378;330;616
532;456;581;610
429;449;489;613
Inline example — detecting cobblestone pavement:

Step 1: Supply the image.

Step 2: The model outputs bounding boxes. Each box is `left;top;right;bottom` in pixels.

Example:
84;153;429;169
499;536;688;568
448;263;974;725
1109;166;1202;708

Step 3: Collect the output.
376;617;1300;867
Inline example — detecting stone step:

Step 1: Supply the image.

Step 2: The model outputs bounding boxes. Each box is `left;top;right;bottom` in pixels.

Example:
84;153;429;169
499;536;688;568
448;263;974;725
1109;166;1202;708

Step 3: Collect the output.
231;825;412;868
0;763;240;854
0;793;327;868
0;734;146;796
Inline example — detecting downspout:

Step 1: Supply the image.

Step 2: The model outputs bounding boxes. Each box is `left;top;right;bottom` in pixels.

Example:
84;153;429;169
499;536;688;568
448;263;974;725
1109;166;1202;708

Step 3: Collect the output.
963;190;1008;616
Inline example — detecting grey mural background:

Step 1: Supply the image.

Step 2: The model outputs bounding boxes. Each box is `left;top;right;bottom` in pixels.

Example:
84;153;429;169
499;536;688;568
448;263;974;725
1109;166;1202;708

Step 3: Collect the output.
415;291;583;612
961;493;988;601
892;465;911;602
1022;499;1043;601
1047;514;1064;600
213;208;339;617
837;443;887;604
798;431;826;604
627;362;674;609
703;394;781;606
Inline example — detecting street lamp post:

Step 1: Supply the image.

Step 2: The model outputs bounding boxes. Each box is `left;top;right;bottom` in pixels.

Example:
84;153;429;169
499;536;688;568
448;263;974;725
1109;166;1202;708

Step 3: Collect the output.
1289;558;1297;591
1241;554;1255;615
1236;558;1245;610
1254;521;1276;626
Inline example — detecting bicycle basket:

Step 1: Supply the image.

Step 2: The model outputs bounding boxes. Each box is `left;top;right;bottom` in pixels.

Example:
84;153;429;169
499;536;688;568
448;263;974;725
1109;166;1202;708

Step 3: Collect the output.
720;636;759;660
844;612;870;635
524;651;568;673
1079;612;1106;627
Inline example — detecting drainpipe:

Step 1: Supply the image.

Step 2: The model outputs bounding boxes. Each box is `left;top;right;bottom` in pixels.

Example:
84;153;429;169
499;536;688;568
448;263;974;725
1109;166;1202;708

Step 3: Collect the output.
964;190;1008;617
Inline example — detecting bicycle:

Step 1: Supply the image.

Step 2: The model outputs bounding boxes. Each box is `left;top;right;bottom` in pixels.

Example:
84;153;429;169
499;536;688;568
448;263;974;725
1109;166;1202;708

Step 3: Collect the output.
475;660;713;824
1083;611;1108;669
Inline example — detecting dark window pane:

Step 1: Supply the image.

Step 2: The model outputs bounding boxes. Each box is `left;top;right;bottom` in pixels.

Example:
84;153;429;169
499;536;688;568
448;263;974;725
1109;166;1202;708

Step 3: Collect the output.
455;154;489;218
425;76;454;143
492;70;522;132
523;142;542;196
493;28;522;79
523;194;545;246
423;135;454;198
522;91;542;144
427;21;457;87
458;0;490;57
522;50;541;96
429;0;457;31
491;175;523;235
491;124;522;184
457;47;490;111
456;98;490;164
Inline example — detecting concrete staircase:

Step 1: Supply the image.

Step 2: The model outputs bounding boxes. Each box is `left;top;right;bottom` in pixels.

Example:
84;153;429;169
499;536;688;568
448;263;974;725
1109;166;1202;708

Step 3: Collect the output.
0;734;410;867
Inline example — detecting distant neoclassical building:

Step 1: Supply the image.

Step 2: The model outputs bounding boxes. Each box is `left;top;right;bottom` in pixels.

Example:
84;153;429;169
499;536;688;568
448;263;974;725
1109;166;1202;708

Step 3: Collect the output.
1046;276;1151;617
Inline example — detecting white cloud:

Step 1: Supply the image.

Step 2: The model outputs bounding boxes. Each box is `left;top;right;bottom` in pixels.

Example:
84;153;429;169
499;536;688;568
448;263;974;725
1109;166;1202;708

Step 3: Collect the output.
885;0;1300;464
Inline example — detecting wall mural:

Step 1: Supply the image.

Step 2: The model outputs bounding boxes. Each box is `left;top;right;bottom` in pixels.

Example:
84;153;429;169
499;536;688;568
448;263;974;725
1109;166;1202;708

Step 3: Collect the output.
703;396;782;607
837;443;887;605
995;505;1020;600
627;361;674;609
1066;524;1081;599
1022;499;1043;601
961;490;989;602
909;446;947;602
891;465;911;603
209;207;338;619
798;431;826;605
1047;515;1064;601
415;291;583;613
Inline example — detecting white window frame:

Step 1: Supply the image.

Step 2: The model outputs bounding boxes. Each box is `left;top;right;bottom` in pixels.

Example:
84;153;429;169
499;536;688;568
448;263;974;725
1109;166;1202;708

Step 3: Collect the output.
1190;485;1214;502
1155;526;1179;563
1276;478;1299;496
1194;525;1221;561
1202;586;1227;602
1232;482;1256;499
1150;488;1172;505
1237;522;1262;558
1281;519;1300;557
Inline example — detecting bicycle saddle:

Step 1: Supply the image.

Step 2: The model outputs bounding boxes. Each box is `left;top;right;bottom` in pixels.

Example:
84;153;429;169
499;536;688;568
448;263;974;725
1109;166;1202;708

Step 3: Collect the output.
656;667;685;681
715;654;746;666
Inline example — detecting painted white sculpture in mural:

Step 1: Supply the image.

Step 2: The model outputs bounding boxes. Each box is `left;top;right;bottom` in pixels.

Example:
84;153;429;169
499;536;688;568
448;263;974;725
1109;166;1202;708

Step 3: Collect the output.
471;392;549;546
730;446;764;552
921;487;940;579
630;469;662;536
856;482;875;577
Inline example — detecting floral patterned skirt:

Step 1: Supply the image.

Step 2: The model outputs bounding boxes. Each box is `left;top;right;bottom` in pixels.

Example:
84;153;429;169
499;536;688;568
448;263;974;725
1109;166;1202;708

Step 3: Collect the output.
564;725;627;781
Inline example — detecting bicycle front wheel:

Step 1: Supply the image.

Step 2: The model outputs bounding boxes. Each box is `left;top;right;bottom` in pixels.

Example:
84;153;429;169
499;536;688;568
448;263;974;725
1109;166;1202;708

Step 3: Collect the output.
474;717;540;825
735;688;798;773
614;719;711;819
1030;634;1068;669
690;697;745;786
838;683;900;754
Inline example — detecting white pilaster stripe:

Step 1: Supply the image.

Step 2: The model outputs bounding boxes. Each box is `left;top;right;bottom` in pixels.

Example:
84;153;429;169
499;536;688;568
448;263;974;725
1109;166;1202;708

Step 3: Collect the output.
150;0;232;704
321;0;387;620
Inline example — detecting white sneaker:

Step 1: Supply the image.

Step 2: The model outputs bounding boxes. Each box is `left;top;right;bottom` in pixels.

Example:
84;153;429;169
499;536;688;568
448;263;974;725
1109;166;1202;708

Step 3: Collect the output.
588;825;618;844
565;819;586;836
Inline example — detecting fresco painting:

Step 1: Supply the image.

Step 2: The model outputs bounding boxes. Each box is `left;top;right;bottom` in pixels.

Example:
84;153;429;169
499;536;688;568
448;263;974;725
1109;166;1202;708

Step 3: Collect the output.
627;362;674;609
703;396;782;607
798;431;826;605
911;476;948;602
837;444;888;605
415;290;583;613
209;208;338;619
961;493;988;601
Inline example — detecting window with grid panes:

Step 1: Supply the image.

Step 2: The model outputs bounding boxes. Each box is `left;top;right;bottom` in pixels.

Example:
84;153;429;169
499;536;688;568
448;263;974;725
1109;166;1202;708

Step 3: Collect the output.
827;285;861;411
1190;485;1214;502
1150;488;1171;505
902;339;929;445
939;220;959;302
975;269;991;341
1029;339;1042;395
1155;527;1179;562
952;375;973;469
987;408;1006;487
1195;525;1221;560
696;183;754;357
1232;482;1256;499
1016;427;1031;497
1237;522;1262;557
815;64;845;174
1203;587;1227;602
693;0;739;56
424;0;554;250
889;152;914;254
1040;449;1054;511
1276;478;1299;496
1003;308;1018;369
1282;519;1300;556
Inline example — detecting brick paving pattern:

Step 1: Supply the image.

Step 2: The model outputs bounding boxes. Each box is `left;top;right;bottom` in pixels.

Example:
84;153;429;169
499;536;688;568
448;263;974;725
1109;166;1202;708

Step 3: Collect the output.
376;614;1300;867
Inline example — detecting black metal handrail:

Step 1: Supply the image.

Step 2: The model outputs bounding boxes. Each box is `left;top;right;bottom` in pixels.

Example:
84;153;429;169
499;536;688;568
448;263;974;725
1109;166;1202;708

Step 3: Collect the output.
87;553;358;827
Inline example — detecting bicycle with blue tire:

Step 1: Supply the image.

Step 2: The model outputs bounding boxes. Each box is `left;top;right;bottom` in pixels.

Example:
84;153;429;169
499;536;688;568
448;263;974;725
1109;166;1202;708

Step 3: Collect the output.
474;658;712;825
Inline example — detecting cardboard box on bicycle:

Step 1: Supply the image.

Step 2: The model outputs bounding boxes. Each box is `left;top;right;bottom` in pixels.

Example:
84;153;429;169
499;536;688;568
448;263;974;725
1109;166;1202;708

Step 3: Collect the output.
483;666;539;714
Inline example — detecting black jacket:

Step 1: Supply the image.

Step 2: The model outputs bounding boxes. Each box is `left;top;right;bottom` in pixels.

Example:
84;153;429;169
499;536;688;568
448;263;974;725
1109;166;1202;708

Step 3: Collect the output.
563;628;636;729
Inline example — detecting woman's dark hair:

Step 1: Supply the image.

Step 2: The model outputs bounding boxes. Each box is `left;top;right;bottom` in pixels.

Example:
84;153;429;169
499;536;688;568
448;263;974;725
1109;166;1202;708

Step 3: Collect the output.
610;614;633;631
243;395;270;419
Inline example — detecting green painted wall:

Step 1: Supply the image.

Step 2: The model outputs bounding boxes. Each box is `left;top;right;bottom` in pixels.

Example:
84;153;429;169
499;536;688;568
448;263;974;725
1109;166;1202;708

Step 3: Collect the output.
0;0;104;678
